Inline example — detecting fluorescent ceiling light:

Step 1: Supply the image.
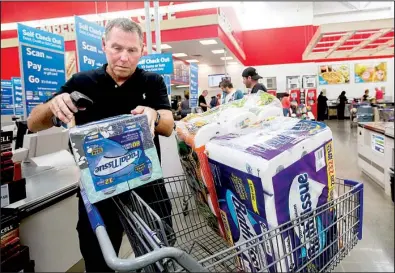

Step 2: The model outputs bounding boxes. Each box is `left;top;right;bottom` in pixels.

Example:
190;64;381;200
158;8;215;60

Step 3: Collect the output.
176;85;190;88
200;39;218;45
186;59;199;63
227;61;238;65
211;49;225;54
173;53;187;57
220;56;233;60
161;44;172;49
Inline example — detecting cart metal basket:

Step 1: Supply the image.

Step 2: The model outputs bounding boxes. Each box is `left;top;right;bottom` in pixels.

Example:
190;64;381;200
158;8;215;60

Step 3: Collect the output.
82;175;364;272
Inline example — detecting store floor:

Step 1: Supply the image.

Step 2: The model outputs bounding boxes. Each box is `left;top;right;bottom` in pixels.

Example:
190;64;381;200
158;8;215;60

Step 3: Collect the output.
67;120;394;272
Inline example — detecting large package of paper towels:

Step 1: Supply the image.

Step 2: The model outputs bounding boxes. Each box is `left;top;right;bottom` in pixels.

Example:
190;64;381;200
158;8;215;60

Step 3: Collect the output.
69;114;163;204
206;117;337;272
176;92;283;240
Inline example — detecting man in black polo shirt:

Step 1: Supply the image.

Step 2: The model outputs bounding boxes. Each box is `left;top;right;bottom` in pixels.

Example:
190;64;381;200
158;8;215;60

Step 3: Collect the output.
27;18;174;272
242;67;267;93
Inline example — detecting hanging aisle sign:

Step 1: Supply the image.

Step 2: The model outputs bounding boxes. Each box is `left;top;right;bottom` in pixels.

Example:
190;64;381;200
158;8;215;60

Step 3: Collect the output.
163;75;172;95
17;23;66;117
137;53;174;75
1;80;14;115
189;63;198;108
11;77;24;116
74;16;106;72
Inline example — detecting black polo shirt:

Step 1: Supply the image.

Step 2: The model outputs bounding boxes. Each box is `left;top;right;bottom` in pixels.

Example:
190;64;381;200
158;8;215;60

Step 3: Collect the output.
53;64;171;160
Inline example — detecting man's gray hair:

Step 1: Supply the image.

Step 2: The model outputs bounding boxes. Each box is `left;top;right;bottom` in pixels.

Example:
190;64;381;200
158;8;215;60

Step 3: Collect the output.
104;18;144;45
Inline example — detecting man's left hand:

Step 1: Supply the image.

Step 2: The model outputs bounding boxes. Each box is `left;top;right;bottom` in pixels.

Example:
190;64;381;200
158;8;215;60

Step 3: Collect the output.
131;106;157;137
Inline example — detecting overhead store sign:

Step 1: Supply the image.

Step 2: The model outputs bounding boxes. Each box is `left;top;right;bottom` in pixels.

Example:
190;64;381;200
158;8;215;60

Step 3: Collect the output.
17;23;66;117
189;63;198;108
11;77;24;116
137;53;174;75
1;80;14;115
75;16;106;71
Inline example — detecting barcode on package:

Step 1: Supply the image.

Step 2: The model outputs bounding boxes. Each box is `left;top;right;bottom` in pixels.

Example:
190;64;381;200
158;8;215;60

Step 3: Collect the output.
315;147;326;172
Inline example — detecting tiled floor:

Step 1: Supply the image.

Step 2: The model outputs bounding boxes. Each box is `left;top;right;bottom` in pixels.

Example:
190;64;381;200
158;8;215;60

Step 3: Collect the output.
68;119;394;272
328;120;394;272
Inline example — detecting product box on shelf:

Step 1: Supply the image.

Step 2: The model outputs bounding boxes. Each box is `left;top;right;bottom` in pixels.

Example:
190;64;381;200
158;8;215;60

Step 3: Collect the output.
1;245;33;272
206;117;338;272
69;114;163;204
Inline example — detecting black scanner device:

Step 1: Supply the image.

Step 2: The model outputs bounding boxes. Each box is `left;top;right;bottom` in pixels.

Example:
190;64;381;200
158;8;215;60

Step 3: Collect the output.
52;91;93;127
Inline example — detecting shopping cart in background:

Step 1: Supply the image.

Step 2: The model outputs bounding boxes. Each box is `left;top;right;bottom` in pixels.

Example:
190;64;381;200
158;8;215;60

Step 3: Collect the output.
350;102;373;127
82;175;364;272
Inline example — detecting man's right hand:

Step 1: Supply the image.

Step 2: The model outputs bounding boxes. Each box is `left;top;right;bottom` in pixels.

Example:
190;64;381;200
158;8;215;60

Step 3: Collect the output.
49;93;78;124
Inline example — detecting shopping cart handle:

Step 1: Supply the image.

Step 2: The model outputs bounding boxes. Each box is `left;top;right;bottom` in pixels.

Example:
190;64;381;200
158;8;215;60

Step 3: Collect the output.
80;188;105;231
96;226;207;272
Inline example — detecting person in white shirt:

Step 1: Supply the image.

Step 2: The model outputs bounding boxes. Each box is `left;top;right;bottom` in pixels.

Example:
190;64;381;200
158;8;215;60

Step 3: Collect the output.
220;79;244;104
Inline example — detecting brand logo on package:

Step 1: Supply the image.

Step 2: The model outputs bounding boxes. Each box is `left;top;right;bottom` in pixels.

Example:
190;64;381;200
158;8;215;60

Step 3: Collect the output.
226;190;265;272
94;150;140;176
288;173;325;259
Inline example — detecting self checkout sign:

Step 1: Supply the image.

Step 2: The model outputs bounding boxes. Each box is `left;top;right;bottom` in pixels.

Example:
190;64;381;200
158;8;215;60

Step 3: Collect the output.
17;23;66;118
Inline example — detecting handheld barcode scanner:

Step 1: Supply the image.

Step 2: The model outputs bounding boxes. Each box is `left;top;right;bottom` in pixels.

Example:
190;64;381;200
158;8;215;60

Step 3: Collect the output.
52;91;94;127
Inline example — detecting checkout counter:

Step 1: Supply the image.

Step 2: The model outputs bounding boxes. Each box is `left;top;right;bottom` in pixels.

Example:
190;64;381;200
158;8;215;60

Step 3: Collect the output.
1;123;82;272
1;120;185;272
357;122;394;198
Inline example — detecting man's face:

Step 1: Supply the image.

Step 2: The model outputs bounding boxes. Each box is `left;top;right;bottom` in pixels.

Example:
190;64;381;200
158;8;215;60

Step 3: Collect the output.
203;91;208;97
224;87;231;94
243;76;253;88
103;27;144;79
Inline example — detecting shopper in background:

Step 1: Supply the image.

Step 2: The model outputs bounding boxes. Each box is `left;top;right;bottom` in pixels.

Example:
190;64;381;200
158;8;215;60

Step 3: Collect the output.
242;67;267;93
220;79;244;104
317;90;328;121
337;91;348;120
375;87;384;101
179;91;191;118
27;18;174;272
362;89;370;102
216;93;222;106
209;95;219;108
199;90;209;112
281;93;291;117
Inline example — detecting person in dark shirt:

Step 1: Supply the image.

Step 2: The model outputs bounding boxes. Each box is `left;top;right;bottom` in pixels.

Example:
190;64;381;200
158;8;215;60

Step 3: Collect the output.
198;90;209;111
337;91;348;120
27;18;174;272
242;67;267;93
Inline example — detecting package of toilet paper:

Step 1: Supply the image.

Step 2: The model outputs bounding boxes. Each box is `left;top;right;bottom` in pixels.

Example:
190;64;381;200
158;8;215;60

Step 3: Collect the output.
176;92;284;242
206;117;337;272
69;114;162;204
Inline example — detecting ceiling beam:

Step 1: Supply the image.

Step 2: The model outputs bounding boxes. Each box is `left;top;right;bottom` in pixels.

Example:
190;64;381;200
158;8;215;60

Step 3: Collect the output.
324;31;355;58
370;38;394;56
347;28;393;57
302;27;322;60
321;18;394;34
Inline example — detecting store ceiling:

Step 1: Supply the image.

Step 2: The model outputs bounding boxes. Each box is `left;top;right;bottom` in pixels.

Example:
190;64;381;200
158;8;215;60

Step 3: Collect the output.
158;38;240;66
303;18;394;60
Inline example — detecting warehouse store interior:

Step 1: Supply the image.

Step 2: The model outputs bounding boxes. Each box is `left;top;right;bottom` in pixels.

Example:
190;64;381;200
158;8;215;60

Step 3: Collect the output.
1;1;394;272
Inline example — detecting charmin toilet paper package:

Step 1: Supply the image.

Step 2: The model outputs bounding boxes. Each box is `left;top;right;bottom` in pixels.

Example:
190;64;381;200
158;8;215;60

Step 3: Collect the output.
176;92;283;241
206;117;337;272
70;114;162;204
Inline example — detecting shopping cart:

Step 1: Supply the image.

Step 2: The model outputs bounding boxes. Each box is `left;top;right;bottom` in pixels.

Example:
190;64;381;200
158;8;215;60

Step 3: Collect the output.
83;175;364;272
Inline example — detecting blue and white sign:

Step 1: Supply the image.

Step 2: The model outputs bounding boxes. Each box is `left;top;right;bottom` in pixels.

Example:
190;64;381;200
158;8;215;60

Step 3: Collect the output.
11;77;24;116
18;23;65;117
163;75;172;95
138;53;174;75
189;63;198;108
75;16;106;71
1;80;14;115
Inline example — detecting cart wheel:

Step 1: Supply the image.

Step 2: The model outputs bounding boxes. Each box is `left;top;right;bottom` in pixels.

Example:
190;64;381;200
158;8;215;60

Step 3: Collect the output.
182;201;189;216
